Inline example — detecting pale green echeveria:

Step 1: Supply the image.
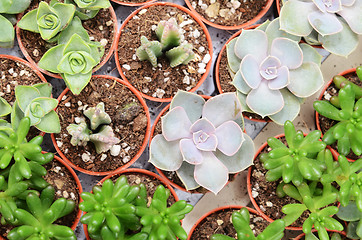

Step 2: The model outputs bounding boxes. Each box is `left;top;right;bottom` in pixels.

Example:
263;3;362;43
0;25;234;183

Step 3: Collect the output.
0;97;11;117
38;17;104;95
149;91;254;194
64;0;110;20
0;0;30;14
17;1;75;41
226;18;323;125
279;0;362;57
12;83;60;133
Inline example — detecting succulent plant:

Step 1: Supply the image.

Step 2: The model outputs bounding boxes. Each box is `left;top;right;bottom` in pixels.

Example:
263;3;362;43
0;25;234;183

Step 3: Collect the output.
155;18;182;50
260;121;327;186
136;185;193;240
38;16;104;95
12;83;60;133
64;0;110;20
84;102;111;130
18;1;75;41
336;201;362;239
0;96;11;117
166;43;196;68
8;185;76;240
279;0;362;56
136;36;163;68
210;208;285;240
67;121;91;146
314;83;362;157
150;91;255;194
89;126;120;154
227;18;323;124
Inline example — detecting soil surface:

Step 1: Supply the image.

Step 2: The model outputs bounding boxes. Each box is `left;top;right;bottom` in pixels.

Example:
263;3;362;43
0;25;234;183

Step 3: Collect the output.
117;4;210;99
318;72;362;161
189;207;269;239
54;76;148;173
189;0;268;27
19;0;115;70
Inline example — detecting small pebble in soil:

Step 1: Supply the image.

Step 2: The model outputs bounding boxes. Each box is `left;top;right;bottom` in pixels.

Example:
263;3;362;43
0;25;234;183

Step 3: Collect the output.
110;145;121;156
217;219;224;225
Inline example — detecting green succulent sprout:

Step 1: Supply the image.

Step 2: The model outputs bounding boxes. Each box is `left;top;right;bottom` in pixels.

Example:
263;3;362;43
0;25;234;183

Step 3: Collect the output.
260;121;327;186
0;0;31;47
84;102;111;130
304;232;344;240
38;16;104;95
314;82;362;157
7;185;76;240
80;176;143;240
136;36;162;68
210;208;285;240
336;201;362;239
0;96;11;117
64;0;110;20
17;1;75;41
0;117;54;181
12;83;60;133
135;185;193;240
166;43;195;68
155;18;181;51
67;122;90;146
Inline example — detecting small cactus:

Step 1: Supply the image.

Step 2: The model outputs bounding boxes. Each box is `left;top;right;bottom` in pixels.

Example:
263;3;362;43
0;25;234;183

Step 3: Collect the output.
136;36;162;68
89;126;120;154
155;18;181;50
84;102;111;130
166;43;195;68
67;122;91;146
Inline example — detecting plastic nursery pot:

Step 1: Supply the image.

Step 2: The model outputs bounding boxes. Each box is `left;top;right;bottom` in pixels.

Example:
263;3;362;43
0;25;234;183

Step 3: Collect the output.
16;4;118;79
83;168;179;240
315;68;358;162
51;75;151;176
276;0;281;15
184;0;273;30
294;229;347;240
110;0;156;7
187;205;264;240
115;2;213;102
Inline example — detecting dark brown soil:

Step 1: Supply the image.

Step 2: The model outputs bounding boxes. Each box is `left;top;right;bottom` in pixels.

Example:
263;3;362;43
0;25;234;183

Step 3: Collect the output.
217;49;236;93
43;159;80;228
117;5;210;99
250;137;309;228
189;0;268;27
54;76;148;173
189;207;269;239
318;72;362;161
19;0;115;69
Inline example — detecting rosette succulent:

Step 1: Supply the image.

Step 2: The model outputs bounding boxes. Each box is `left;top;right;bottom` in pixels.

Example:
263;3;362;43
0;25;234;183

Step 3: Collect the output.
150;91;255;194
279;0;362;56
227;18;323;124
18;1;75;41
64;0;110;20
336;201;362;239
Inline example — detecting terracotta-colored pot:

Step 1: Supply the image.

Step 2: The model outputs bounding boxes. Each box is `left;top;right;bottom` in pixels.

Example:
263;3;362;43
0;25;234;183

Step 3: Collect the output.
187;205;263;240
16;5;118;79
51;75;151;176
276;0;281;15
184;0;274;30
83;168;179;240
294;229;347;240
315;68;358;162
115;2;213;102
111;0;156;7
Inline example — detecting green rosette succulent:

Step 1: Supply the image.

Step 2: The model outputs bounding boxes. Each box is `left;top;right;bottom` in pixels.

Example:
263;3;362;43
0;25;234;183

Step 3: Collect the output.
0;96;11;117
210;208;285;240
38;17;104;95
7;186;76;240
64;0;110;20
17;1;75;41
336;201;362;239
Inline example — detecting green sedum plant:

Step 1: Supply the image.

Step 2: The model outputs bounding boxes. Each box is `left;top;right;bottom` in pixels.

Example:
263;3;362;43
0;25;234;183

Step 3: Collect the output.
7;185;76;240
210;208;285;240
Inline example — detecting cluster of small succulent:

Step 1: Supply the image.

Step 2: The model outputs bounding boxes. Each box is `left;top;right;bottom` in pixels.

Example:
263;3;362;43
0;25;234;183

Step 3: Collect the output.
80;175;193;240
18;0;110;95
258;121;362;239
314;66;362;158
67;102;120;154
0;117;76;239
136;18;196;68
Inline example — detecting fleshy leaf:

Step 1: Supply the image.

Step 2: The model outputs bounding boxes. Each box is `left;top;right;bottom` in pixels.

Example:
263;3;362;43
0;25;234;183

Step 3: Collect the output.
193;132;218;151
270;38;303;70
179;139;203;165
338;0;362;34
62;72;91;95
170;91;205;123
15;86;40;112
161;106;192;141
17;9;40;33
240;54;262;89
33;83;52;98
0;14;14;43
234;29;267;62
35;110;60;133
190;118;215;134
269;89;301;125
308;11;343;36
236;92;252;113
268;66;289;90
300;43;322;66
259;56;281;80
58;16;89;44
38;44;64;72
232;70;252;94
176;162;199;190
215;121;244;156
265;18;301;47
226;38;240;73
0;97;11;117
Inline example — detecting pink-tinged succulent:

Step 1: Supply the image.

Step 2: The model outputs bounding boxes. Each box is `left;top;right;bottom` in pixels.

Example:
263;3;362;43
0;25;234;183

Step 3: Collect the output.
149;91;255;194
227;19;323;124
280;0;362;56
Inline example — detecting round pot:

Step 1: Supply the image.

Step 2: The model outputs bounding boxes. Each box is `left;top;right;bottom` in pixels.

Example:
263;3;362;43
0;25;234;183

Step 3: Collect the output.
16;4;118;79
111;0;156;7
184;0;273;30
315;68;358;162
115;2;213;102
187;205;267;240
51;75;151;176
276;0;281;15
83;168;179;240
294;229;347;240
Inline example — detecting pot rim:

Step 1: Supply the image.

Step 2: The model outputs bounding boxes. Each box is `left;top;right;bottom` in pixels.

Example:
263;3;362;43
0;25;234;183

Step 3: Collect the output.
114;1;213;102
184;0;273;30
110;0;157;7
51;75;151;176
16;5;118;79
